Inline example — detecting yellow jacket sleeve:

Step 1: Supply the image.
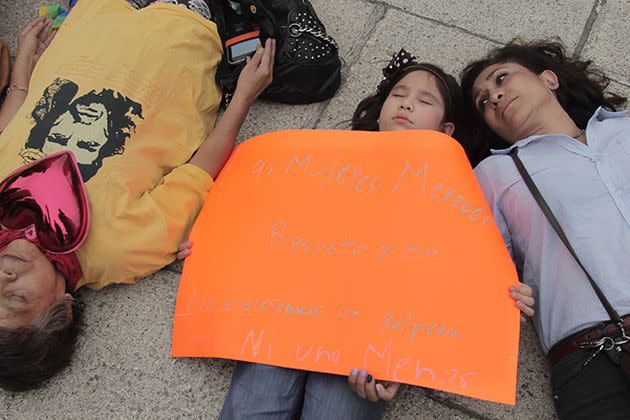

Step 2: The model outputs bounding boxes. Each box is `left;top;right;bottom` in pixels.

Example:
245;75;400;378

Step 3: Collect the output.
148;164;214;247
77;164;213;290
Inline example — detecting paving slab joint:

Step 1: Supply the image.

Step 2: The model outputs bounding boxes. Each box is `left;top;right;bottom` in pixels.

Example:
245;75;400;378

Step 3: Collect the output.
343;3;388;67
309;4;387;129
610;77;630;89
572;0;606;59
362;0;503;46
424;389;497;420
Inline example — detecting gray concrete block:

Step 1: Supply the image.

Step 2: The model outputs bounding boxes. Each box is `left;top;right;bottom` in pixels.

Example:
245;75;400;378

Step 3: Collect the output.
375;0;594;50
310;0;381;64
385;386;484;419
581;0;630;86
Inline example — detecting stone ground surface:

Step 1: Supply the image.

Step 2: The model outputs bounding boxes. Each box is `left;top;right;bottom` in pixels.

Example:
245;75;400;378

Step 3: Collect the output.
1;0;629;419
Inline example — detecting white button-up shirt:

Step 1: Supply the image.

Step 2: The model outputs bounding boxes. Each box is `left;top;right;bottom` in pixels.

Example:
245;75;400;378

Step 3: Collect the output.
475;107;630;353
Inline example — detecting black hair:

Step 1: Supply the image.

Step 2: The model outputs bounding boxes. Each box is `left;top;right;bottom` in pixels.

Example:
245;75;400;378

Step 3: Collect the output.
351;62;485;166
25;78;143;181
460;39;627;153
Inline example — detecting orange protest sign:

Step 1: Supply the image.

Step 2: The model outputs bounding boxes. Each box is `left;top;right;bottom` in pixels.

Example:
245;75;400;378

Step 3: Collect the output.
172;130;519;404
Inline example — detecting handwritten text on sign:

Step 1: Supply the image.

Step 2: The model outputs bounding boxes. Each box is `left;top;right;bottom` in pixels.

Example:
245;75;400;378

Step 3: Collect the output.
172;130;519;405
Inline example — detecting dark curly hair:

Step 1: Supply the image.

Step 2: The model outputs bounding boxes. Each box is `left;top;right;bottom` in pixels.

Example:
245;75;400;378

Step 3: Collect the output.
0;295;86;392
351;62;484;167
460;39;627;153
25;78;143;181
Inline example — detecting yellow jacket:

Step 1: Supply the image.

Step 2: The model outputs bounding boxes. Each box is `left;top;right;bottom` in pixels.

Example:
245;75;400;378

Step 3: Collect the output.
0;0;223;289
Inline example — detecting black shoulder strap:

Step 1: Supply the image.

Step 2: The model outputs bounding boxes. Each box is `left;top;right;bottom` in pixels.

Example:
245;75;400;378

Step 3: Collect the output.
509;148;622;323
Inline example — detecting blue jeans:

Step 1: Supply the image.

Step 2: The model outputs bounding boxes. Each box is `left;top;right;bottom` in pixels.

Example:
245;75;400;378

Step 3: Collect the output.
219;362;387;420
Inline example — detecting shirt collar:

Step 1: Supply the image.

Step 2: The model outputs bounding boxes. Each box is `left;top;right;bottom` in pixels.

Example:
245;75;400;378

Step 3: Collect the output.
490;106;629;155
594;106;628;121
490;135;548;155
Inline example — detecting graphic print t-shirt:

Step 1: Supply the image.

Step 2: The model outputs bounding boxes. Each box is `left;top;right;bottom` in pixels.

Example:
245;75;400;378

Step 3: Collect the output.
0;0;223;289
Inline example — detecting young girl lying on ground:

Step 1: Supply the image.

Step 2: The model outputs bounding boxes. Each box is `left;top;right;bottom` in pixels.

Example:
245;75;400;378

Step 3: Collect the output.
0;0;274;392
461;39;630;420
179;49;535;420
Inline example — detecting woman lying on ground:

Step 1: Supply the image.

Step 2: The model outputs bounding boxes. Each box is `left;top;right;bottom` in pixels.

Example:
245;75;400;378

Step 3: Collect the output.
0;0;274;392
461;39;629;419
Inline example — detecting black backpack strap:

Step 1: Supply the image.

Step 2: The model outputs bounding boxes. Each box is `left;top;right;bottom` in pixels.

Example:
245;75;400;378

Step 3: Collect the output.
509;148;622;324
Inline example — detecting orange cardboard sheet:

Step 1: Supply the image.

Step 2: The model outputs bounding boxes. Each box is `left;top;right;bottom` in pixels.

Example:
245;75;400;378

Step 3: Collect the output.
172;130;519;405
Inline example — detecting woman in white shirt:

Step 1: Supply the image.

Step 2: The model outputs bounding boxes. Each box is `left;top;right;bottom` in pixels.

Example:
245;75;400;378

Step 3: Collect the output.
461;40;629;420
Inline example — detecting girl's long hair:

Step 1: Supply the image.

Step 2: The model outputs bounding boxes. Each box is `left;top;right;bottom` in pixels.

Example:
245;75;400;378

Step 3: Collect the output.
352;63;485;167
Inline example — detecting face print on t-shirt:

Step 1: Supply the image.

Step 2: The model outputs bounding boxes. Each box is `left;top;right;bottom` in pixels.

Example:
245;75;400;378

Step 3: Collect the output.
20;78;144;182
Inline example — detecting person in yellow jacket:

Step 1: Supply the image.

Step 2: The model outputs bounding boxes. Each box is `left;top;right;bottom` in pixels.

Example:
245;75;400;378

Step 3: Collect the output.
0;0;275;392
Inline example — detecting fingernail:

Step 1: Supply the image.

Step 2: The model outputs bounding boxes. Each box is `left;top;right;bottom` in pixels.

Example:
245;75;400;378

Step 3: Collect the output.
351;368;358;376
376;384;383;392
367;374;373;383
361;369;367;377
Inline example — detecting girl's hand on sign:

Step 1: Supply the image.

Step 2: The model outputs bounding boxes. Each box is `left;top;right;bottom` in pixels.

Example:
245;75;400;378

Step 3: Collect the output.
510;283;535;321
348;368;401;402
233;38;276;108
176;240;193;260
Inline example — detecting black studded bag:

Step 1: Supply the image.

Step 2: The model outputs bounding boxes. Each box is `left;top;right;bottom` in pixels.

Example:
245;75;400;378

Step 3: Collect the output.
214;0;342;105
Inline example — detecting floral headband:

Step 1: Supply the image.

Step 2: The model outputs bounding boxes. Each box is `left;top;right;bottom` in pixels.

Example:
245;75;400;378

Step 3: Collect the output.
377;48;452;101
